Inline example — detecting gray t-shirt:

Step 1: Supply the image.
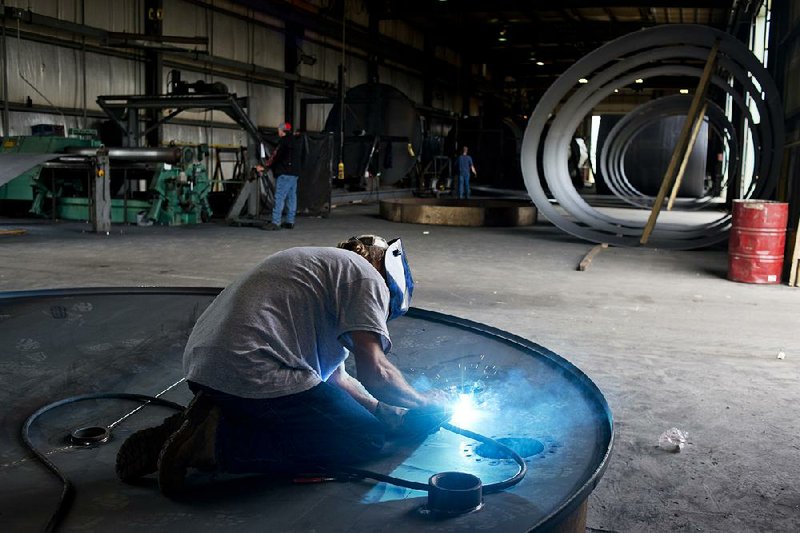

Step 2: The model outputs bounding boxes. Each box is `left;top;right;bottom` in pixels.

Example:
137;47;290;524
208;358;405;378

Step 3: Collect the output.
184;247;391;399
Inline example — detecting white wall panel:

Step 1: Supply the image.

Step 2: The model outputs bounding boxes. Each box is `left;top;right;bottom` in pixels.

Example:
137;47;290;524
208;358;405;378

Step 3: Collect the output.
298;90;331;132
6;38;82;108
163;0;207;39
435;45;460;67
4;0;138;29
56;0;80;24
345;0;369;27
210;11;251;63
2;0;459;144
7;110;83;136
298;40;339;84
248;82;284;128
85;52;142;107
345;54;367;88
378;20;424;50
377;65;422;104
84;0;139;32
252;22;284;70
4;0;61;18
162;123;246;147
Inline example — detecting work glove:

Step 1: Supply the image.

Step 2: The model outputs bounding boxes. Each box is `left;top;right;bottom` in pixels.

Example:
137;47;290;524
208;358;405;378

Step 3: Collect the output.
374;402;452;440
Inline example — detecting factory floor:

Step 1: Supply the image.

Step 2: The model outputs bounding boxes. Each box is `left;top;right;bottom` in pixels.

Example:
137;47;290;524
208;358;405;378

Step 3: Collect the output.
1;203;799;532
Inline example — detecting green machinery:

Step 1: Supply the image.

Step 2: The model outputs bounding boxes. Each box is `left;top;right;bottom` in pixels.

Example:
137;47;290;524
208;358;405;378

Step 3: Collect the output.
0;130;100;214
0;131;212;225
146;145;212;225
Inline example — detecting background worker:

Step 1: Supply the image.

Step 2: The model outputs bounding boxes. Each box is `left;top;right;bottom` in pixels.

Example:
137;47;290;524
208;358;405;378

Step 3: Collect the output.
116;235;450;495
456;145;477;199
262;121;299;230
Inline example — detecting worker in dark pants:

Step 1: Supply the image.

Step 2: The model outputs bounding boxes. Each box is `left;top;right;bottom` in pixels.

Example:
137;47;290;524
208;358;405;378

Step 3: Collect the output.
116;235;450;495
456;146;477;199
262;121;299;230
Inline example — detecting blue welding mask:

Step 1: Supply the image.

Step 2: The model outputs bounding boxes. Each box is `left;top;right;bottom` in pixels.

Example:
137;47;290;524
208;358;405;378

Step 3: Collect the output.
383;238;414;320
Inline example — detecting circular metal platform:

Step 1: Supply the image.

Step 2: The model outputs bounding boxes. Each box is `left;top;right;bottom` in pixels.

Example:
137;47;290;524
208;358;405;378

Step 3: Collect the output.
0;288;612;532
380;198;537;227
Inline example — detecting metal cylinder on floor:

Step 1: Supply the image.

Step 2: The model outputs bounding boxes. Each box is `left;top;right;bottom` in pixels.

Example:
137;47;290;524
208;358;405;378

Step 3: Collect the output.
728;200;788;284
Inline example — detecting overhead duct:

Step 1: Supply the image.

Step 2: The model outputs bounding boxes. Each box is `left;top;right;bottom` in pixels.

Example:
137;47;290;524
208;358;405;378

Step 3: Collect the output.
521;25;784;249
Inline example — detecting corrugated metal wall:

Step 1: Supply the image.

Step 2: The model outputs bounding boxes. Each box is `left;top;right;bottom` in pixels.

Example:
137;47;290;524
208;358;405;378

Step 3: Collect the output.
0;0;459;140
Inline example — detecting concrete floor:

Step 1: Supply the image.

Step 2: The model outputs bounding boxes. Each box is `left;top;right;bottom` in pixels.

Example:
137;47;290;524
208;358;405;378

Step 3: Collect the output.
1;204;799;532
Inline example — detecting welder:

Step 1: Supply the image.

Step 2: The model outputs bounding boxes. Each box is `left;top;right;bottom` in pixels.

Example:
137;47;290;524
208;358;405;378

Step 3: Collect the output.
116;235;450;496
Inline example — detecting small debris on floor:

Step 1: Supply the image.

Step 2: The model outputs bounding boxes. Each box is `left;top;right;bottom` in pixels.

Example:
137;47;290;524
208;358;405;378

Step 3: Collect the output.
658;428;688;452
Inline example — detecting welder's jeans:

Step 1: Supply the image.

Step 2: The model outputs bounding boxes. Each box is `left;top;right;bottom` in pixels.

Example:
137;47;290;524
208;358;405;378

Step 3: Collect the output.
271;174;298;226
188;381;386;474
458;172;470;199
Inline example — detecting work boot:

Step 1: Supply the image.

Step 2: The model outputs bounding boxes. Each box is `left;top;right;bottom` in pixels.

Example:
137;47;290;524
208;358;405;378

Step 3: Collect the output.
261;222;280;231
115;411;185;483
281;222;294;229
158;392;220;497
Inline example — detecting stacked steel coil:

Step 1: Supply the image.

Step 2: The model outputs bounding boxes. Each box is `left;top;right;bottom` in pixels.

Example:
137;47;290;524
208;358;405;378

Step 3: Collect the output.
520;25;784;249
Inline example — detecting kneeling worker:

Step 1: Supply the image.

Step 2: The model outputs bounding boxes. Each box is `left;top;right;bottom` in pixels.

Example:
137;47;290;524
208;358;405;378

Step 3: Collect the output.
116;235;449;495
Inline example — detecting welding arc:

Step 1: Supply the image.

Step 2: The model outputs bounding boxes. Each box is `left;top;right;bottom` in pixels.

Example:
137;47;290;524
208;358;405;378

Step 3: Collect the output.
24;396;526;532
21;393;186;533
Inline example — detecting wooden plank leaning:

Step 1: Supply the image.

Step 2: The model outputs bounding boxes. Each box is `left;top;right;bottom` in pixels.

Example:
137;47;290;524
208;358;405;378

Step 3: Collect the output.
788;217;800;287
640;40;720;244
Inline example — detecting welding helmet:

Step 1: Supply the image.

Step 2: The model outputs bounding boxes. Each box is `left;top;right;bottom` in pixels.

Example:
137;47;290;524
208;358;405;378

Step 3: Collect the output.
339;234;415;320
383;238;414;320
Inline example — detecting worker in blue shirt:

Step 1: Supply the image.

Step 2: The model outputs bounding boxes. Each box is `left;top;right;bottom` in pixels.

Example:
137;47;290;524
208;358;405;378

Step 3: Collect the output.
456;146;477;199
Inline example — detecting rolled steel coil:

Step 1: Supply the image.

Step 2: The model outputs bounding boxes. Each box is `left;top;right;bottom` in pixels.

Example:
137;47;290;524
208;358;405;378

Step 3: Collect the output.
600;94;740;210
521;25;784;249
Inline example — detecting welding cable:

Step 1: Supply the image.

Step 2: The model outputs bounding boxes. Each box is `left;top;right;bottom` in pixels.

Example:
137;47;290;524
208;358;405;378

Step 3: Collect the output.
329;422;528;494
24;396;526;531
21;393;186;533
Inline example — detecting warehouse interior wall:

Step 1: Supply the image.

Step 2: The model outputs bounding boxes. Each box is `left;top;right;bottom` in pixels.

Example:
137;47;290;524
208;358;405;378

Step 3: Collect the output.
0;0;462;146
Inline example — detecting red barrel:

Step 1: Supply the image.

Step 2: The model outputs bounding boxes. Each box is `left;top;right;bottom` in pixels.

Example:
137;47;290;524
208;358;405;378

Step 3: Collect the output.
728;200;788;284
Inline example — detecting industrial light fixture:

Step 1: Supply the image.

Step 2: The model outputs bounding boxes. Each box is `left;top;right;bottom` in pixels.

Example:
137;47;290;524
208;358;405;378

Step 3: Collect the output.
634;78;644;84
679;89;689;94
578;78;589;84
536;61;544;66
614;88;619;93
498;27;508;42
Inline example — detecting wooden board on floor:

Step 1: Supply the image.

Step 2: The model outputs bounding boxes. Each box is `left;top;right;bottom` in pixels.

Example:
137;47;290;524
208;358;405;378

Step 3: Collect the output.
578;243;608;271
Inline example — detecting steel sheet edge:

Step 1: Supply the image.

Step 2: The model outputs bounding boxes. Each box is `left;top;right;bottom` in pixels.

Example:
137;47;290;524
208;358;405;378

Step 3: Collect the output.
0;287;613;532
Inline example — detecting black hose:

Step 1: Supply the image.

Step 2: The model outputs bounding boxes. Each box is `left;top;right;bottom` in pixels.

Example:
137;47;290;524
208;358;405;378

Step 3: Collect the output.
23;395;527;532
21;393;186;533
335;422;528;494
441;422;528;494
